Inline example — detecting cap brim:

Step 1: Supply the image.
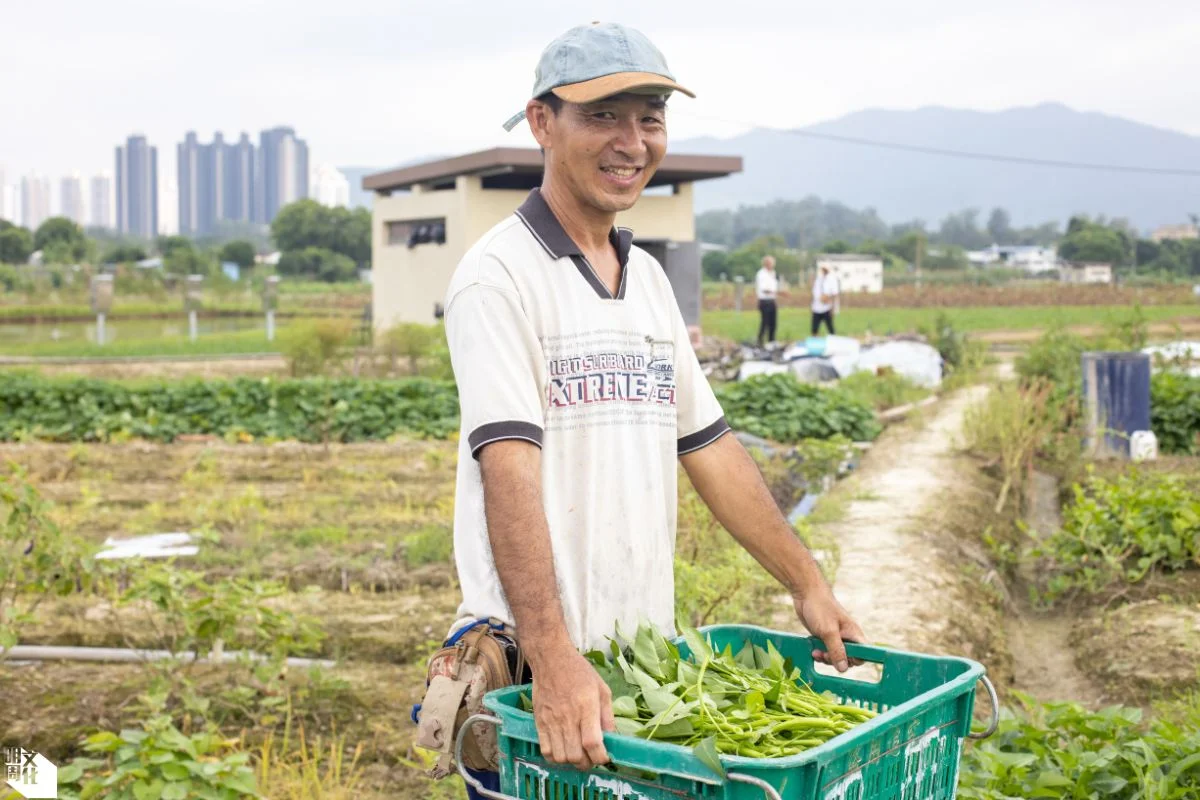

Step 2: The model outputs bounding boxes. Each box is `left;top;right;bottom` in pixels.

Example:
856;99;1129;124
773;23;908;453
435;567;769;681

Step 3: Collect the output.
551;71;694;104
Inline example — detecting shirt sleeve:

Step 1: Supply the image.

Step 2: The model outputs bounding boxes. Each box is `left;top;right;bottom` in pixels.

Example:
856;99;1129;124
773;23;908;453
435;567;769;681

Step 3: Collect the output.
671;300;730;456
445;282;546;460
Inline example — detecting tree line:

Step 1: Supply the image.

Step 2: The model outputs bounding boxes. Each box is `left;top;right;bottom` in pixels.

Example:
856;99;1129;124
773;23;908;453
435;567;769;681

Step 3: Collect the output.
0;199;373;284
698;199;1200;282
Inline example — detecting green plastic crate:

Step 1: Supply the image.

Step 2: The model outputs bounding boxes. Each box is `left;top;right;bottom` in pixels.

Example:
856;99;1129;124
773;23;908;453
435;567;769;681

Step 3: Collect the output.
478;624;992;800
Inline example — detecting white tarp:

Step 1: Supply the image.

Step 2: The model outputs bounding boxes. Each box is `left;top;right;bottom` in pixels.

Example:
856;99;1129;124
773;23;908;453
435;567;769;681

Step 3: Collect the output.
783;336;862;378
736;361;791;381
95;532;199;560
1143;341;1200;377
855;341;944;388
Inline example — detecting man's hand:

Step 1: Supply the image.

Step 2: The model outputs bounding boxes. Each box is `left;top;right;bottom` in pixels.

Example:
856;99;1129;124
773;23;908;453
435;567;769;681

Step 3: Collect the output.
530;648;616;770
793;587;865;672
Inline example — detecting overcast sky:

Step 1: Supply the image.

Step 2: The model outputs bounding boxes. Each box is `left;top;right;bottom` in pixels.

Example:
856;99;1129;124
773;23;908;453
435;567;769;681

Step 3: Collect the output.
4;0;1199;188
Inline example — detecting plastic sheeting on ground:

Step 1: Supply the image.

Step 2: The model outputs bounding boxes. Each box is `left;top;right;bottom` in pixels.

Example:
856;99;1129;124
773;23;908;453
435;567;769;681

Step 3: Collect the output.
736;336;943;387
1142;341;1200;377
854;340;944;388
95;532;199;560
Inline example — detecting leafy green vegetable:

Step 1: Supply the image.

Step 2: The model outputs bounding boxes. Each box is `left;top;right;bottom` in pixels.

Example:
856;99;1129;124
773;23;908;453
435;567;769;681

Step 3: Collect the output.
1036;467;1200;600
0;372;459;443
715;374;882;443
578;621;875;772
959;693;1200;800
1151;371;1200;455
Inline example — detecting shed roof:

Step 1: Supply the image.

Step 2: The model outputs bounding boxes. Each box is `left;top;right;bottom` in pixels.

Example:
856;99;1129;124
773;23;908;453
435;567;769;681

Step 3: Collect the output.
363;147;742;193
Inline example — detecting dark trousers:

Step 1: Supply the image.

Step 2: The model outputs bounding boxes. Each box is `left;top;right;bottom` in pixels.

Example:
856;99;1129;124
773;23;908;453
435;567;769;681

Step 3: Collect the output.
811;310;835;336
466;767;501;799
757;299;777;345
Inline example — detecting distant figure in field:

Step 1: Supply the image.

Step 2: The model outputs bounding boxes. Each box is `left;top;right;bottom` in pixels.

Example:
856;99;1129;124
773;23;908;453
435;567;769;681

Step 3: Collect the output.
755;255;778;347
811;263;840;336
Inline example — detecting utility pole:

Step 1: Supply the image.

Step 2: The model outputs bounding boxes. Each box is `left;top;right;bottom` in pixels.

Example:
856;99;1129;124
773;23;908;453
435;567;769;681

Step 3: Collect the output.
915;234;924;292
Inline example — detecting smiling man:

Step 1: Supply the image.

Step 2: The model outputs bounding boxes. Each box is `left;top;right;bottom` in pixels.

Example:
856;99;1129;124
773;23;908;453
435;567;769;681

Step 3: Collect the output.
442;22;865;798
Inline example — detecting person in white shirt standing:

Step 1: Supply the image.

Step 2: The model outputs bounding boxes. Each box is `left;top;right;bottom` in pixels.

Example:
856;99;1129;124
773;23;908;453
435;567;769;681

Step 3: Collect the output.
811;263;840;336
755;255;779;347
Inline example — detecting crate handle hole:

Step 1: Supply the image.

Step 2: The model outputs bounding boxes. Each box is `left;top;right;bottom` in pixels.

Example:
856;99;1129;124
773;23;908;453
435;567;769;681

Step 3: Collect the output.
813;660;883;684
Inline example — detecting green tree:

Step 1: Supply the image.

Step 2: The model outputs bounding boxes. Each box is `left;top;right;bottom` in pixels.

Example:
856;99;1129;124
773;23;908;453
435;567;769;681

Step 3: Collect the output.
158;238;209;275
156;235;193;257
271;201;371;268
924;245;969;271
885;231;925;265
102;244;148;264
219;239;257;269
986;208;1015;245
277;246;358;282
937;209;990;250
33;217;89;263
1059;224;1128;266
821;239;851;254
0;226;34;265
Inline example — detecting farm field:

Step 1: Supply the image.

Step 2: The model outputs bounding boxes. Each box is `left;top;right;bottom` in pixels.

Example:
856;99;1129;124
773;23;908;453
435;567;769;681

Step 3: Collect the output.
702;281;1199;309
702;304;1200;343
1;329;1198;798
0;323;317;359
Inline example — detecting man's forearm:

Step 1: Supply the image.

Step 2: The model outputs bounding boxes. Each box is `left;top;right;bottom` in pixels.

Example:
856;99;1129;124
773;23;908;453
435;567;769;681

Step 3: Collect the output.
680;433;828;598
479;441;573;666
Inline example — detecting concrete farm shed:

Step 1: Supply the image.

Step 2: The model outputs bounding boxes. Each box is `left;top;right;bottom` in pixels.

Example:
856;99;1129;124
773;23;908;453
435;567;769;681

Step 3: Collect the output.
363;147;742;335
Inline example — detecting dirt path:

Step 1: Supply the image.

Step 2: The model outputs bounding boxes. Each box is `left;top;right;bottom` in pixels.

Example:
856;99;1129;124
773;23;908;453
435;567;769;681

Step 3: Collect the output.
1005;470;1108;706
1006;613;1106;707
824;386;991;655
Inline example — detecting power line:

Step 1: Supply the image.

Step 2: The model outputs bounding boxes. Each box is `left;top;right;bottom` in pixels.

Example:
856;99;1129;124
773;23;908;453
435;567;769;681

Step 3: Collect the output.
677;113;1200;177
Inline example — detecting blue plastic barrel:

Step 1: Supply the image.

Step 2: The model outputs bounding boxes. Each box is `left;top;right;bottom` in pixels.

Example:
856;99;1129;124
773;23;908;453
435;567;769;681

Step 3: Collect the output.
1081;352;1152;458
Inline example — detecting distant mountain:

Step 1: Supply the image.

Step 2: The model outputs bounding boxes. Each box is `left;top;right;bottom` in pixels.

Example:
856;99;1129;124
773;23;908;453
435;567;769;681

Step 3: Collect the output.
675;103;1200;231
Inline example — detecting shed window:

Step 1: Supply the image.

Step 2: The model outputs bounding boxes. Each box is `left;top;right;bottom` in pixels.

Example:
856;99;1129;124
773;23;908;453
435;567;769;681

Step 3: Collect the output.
386;218;447;248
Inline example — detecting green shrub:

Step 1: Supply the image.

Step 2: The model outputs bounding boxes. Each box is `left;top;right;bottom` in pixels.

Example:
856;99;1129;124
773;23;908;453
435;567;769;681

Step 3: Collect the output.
59;714;259;800
960;694;1200;800
1016;325;1088;389
0;467;94;649
0;373;460;443
1036;467;1200;600
715;374;881;442
836;370;929;411
1151;371;1200;455
379;322;443;376
404;526;453;567
282;319;354;377
277;247;358;282
963;379;1068;513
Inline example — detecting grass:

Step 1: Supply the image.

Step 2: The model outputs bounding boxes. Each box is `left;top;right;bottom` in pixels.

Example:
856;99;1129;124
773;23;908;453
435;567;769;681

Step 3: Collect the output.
0;322;337;358
701;304;1199;341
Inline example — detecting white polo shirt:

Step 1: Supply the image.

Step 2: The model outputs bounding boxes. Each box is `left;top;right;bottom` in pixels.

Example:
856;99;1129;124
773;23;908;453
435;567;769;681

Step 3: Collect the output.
755;267;778;301
444;189;729;651
812;272;840;314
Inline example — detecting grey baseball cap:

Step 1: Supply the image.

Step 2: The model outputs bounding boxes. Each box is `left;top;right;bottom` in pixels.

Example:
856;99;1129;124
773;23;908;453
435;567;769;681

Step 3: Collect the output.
503;22;694;132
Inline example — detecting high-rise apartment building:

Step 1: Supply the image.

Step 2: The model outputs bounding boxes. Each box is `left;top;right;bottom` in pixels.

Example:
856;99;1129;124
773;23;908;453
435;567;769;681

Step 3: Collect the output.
312;163;350;209
256;127;308;224
116;135;158;238
178;131;258;236
60;174;85;225
21;174;51;231
90;174;113;229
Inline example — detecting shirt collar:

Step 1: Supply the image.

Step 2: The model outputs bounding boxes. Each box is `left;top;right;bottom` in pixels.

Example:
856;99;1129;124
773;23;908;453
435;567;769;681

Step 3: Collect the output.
515;188;633;268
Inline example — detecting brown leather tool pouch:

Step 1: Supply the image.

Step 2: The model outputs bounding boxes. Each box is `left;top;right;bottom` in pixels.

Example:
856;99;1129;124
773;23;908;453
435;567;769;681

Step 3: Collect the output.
415;620;525;777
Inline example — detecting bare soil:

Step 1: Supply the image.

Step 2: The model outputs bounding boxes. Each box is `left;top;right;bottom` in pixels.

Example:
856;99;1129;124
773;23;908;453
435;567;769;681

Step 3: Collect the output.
0;355;287;379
